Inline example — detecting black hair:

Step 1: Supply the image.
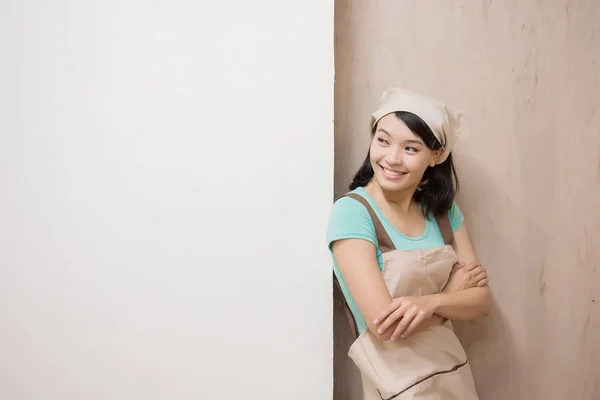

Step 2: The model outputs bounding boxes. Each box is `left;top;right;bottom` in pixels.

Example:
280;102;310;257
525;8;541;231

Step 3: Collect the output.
348;111;459;217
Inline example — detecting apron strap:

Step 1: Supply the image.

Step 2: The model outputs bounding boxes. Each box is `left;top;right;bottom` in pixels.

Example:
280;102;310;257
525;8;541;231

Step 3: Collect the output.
435;214;454;245
344;193;395;253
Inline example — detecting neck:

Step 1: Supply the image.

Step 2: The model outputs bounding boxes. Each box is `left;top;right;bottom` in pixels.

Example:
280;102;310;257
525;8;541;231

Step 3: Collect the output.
365;180;418;215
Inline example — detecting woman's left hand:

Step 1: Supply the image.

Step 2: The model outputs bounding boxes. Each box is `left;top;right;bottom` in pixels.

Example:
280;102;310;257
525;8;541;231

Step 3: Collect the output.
373;295;440;340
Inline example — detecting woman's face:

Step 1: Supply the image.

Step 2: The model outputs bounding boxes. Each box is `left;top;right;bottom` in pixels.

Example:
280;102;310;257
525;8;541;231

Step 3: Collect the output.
369;113;441;193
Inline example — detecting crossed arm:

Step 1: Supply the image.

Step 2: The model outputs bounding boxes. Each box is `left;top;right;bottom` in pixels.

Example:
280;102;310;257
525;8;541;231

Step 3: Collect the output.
331;223;492;342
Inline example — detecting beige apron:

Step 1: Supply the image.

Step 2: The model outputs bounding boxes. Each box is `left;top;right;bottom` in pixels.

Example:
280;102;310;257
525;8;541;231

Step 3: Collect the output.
336;193;479;400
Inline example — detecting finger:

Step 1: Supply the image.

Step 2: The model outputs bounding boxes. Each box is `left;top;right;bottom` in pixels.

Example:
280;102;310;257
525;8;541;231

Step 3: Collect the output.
391;307;418;340
476;278;489;287
464;262;482;271
378;303;410;335
470;266;485;276
473;270;487;281
373;300;401;325
401;311;426;338
473;265;488;276
469;268;486;283
377;303;409;334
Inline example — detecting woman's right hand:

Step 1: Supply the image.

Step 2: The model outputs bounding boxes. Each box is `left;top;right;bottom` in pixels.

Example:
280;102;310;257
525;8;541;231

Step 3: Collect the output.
442;261;488;293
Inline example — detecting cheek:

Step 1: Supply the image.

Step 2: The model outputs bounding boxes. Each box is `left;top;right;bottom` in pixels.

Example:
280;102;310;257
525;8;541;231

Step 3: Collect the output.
369;142;383;163
406;156;431;174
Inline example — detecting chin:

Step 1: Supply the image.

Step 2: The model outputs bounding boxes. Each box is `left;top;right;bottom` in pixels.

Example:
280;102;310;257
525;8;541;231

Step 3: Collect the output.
374;173;414;193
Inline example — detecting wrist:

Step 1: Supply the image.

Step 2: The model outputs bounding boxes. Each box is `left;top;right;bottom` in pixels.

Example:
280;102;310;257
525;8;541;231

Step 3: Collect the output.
431;293;445;313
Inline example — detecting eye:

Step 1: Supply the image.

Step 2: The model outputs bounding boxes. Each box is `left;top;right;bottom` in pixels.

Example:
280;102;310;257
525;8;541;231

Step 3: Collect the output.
377;137;389;145
405;146;419;153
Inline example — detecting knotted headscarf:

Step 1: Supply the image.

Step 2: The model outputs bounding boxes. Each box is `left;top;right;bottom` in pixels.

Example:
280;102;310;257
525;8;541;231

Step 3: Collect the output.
370;87;462;164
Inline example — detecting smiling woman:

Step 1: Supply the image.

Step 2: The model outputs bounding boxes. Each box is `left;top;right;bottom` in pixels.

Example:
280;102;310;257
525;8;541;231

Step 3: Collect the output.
351;110;459;217
328;88;491;399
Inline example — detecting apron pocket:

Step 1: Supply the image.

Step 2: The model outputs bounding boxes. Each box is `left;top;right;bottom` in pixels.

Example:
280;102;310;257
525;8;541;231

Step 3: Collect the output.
348;326;476;400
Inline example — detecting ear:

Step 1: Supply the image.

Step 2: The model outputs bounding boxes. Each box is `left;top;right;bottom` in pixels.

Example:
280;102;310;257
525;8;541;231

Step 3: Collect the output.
430;148;444;167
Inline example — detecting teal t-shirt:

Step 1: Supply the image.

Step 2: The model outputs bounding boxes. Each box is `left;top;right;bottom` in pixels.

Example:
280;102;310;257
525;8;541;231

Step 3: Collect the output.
326;186;464;334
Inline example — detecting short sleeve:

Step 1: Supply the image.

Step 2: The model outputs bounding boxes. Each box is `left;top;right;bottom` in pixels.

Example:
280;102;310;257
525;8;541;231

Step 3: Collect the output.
448;201;464;232
326;196;377;250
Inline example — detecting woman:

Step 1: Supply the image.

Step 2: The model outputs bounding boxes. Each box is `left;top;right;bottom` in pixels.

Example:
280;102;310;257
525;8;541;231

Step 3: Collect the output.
328;88;491;399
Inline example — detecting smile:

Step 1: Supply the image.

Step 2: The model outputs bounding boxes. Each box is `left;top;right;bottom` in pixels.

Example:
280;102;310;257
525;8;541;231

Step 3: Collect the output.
380;165;407;178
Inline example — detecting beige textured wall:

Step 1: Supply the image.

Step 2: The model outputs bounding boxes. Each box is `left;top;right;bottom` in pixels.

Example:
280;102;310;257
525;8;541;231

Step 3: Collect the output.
334;1;600;399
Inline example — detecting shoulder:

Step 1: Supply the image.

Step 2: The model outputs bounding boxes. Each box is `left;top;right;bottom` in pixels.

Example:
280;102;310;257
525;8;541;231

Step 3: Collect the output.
447;201;464;232
330;193;369;217
326;192;377;248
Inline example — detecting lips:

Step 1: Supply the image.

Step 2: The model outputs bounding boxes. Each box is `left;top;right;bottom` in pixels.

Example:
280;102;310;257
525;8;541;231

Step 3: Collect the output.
380;165;407;178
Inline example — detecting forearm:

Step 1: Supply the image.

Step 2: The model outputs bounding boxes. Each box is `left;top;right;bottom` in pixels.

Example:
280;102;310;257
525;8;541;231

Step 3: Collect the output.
433;286;491;321
410;314;445;335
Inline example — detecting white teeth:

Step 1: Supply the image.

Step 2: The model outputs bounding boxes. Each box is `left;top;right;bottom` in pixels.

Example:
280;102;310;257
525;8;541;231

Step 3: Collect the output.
383;167;404;176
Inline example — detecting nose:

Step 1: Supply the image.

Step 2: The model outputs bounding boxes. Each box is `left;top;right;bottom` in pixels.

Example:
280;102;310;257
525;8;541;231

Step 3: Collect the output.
385;146;403;166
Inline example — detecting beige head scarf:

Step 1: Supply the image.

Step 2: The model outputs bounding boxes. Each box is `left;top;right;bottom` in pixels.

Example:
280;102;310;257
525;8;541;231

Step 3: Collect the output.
370;87;462;164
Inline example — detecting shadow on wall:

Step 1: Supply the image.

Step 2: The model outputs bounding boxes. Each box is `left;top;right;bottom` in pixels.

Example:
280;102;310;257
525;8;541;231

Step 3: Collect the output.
452;153;522;399
333;287;362;400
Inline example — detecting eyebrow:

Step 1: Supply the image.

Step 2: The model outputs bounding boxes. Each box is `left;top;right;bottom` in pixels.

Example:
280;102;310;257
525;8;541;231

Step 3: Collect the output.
404;139;425;145
376;128;424;145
